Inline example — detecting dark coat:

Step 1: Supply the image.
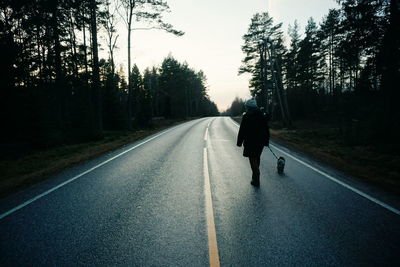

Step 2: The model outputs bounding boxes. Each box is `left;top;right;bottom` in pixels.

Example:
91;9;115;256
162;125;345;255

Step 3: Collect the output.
237;109;270;157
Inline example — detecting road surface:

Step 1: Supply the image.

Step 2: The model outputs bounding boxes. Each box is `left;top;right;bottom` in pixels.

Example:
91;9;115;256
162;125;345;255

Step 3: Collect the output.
1;117;399;266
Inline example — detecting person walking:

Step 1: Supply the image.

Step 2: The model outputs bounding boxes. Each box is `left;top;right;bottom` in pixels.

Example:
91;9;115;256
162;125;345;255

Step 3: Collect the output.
237;99;270;187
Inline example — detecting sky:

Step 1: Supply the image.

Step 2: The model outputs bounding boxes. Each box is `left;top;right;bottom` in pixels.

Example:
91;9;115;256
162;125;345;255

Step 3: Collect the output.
108;0;339;111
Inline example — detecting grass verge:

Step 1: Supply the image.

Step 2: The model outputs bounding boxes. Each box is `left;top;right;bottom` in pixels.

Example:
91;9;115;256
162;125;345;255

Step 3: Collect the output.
233;117;400;194
0;119;188;199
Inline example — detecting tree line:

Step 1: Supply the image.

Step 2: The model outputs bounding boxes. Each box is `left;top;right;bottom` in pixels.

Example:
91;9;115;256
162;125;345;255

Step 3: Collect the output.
221;97;244;117
0;0;218;149
231;0;399;149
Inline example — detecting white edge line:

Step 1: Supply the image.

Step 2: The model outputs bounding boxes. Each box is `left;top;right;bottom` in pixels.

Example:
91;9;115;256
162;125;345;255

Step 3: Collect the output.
0;123;183;220
229;117;400;215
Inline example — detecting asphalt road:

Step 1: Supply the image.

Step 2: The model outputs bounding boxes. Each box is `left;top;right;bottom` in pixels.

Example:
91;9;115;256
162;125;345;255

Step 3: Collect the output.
1;117;399;266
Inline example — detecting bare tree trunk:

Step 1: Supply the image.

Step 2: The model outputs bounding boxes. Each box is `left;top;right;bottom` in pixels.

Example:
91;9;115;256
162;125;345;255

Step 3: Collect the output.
259;45;267;111
52;0;65;129
127;1;134;129
270;58;286;124
36;25;43;81
329;34;333;95
105;0;118;79
69;10;78;78
268;43;290;126
275;56;292;126
82;14;89;86
332;37;335;94
90;0;102;132
110;43;115;78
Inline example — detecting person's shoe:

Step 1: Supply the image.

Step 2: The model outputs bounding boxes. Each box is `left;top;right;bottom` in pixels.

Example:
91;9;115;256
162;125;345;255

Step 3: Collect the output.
250;179;260;187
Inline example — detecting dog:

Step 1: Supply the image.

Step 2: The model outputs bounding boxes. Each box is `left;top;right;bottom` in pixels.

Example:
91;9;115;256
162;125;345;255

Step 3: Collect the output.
277;156;285;174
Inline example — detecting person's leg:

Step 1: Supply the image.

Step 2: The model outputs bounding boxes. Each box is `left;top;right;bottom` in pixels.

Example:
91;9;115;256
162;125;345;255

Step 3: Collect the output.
256;154;261;177
255;155;261;181
249;156;260;186
256;155;260;168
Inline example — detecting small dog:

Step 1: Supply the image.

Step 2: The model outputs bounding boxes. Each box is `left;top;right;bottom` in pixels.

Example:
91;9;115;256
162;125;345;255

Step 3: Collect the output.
277;157;285;174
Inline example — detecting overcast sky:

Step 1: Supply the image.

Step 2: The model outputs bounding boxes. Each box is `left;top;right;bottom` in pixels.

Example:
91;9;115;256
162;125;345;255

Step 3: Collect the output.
108;0;339;111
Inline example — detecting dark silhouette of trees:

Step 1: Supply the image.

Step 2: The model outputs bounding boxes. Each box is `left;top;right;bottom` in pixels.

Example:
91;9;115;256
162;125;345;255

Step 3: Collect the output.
237;1;399;149
118;0;184;129
222;97;245;117
0;0;216;151
239;12;291;125
319;9;341;96
101;0;119;79
143;67;161;117
157;56;218;119
285;20;301;95
90;0;102;133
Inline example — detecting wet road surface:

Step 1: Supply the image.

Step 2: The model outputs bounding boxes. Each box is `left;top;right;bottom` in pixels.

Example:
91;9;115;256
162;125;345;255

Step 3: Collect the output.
1;117;399;266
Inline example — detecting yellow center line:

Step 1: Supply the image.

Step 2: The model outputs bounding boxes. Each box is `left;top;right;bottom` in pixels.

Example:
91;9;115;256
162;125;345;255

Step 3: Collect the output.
204;131;221;267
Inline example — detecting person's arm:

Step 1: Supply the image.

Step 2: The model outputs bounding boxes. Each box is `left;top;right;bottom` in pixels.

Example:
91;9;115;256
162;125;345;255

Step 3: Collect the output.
237;115;247;147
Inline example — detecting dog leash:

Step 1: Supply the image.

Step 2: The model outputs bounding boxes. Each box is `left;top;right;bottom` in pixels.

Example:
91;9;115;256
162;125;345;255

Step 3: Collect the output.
267;145;279;159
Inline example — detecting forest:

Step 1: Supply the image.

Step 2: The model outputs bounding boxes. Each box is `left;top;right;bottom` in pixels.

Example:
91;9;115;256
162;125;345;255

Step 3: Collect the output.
0;0;218;150
225;0;399;151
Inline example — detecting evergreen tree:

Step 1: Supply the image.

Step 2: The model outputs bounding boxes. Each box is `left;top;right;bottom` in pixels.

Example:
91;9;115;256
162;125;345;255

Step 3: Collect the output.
285;20;301;92
158;56;219;119
240;12;290;125
225;97;245;117
239;12;279;110
319;9;341;95
297;18;322;93
119;0;184;129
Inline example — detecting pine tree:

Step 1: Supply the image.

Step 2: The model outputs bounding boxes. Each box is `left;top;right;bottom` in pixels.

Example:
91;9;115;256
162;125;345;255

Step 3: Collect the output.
297;18;322;94
285;21;301;92
240;12;290;125
119;0;184;128
319;9;341;95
